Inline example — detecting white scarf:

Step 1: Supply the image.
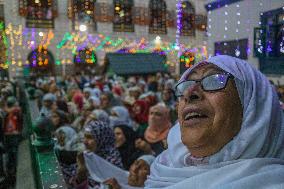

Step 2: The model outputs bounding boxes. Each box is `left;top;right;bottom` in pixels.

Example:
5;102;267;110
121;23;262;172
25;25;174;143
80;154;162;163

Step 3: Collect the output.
84;152;142;189
145;55;284;189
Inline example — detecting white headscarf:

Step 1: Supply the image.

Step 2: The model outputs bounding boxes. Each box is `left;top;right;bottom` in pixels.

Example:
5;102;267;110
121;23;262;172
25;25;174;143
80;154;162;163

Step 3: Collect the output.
54;126;81;151
110;106;133;128
145;55;284;188
84;152;143;189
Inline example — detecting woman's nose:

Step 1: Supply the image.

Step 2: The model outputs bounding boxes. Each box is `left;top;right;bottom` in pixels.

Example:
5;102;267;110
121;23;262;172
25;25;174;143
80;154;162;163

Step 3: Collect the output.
183;84;203;103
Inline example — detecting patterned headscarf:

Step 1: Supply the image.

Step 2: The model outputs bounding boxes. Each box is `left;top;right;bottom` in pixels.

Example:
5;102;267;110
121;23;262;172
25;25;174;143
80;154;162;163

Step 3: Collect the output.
84;120;123;168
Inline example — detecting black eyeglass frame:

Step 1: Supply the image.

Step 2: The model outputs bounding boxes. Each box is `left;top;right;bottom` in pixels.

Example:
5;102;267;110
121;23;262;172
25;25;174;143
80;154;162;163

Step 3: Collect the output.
174;72;232;98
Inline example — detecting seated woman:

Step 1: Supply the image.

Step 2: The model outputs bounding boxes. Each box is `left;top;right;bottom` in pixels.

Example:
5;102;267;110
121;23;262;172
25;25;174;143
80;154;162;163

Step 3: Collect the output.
145;55;284;188
114;125;144;170
144;104;171;151
131;100;150;135
84;120;123;168
134;104;172;157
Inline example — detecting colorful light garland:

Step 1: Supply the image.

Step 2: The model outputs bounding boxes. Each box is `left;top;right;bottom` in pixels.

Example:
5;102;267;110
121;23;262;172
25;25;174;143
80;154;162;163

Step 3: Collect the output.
175;0;182;56
1;22;208;68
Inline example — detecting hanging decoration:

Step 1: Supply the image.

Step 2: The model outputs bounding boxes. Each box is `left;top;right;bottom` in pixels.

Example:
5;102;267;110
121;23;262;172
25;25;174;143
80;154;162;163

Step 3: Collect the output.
2;23;208;68
180;51;195;68
175;0;182;57
180;1;195;36
0;22;8;69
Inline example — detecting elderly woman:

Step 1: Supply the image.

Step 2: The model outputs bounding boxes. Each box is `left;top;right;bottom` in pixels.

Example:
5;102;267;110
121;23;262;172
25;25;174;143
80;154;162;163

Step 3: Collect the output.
145;55;284;188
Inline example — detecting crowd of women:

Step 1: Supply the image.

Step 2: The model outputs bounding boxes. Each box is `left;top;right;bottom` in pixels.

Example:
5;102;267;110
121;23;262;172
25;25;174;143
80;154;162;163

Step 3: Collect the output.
27;72;178;188
1;54;284;189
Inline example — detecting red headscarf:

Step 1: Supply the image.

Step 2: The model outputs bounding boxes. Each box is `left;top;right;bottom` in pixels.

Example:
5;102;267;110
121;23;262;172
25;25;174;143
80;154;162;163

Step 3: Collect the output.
72;92;84;111
132;100;149;124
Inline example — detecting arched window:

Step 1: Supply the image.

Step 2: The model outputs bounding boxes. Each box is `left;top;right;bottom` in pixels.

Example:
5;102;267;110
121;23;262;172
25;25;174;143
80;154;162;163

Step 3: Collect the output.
181;1;195;36
70;0;96;31
149;0;167;34
74;48;97;75
27;46;55;76
113;0;134;32
23;0;57;28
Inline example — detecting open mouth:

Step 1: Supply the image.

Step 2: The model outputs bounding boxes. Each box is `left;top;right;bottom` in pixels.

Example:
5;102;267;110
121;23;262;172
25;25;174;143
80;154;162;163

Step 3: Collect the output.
182;108;208;127
184;112;207;120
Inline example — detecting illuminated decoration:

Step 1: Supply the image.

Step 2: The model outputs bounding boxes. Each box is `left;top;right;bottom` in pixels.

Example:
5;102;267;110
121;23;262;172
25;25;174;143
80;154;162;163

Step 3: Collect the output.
254;7;284;57
180;51;195;68
0;21;8;69
74;48;97;64
69;0;96;31
27;46;55;76
149;0;167;34
19;0;58;28
180;1;195;36
1;23;208;67
113;0;134;32
234;3;241;57
73;48;97;75
175;0;182;59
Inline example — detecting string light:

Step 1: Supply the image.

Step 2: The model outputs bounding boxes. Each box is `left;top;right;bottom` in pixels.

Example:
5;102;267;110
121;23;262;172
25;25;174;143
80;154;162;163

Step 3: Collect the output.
2;23;208;67
235;3;241;57
175;0;182;56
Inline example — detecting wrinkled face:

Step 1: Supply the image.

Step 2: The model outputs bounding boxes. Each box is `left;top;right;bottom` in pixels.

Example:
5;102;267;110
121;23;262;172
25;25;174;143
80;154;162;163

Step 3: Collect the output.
51;112;60;126
177;64;243;157
83;132;97;152
128;159;150;187
114;127;126;148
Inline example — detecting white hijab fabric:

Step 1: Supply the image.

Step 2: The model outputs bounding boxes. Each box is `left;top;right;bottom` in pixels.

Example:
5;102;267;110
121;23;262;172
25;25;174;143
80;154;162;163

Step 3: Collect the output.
110;106;133;128
54;126;80;151
145;55;284;189
83;152;142;189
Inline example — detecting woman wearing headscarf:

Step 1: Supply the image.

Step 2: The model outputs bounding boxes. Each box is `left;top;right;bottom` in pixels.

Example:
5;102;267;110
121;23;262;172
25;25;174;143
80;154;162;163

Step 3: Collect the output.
100;92;122;115
53;118;84;188
110;106;133;128
51;109;70;130
113;125;144;170
143;104;171;155
40;93;56;117
145;55;284;188
72;91;84;112
84;120;123;168
131;100;150;136
85;109;110;126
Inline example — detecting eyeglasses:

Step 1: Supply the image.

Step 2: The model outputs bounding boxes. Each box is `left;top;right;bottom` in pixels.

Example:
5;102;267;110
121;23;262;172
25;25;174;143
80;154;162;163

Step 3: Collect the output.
174;73;232;97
